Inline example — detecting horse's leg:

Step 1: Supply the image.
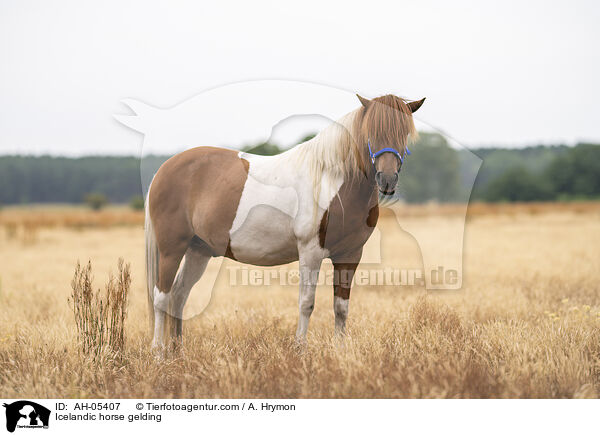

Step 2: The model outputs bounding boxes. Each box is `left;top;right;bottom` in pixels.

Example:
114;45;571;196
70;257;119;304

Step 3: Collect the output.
153;239;190;350
166;247;210;346
295;246;324;341
332;250;362;336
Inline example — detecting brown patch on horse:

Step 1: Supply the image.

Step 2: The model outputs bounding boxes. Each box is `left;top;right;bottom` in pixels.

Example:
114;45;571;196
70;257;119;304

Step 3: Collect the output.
319;174;378;263
333;262;359;300
149;148;249;292
366;205;379;227
225;239;237;261
318;210;329;248
327;179;376;300
241;157;250;173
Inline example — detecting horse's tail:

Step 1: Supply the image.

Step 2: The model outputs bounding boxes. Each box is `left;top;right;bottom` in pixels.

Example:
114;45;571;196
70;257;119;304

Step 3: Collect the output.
145;185;159;335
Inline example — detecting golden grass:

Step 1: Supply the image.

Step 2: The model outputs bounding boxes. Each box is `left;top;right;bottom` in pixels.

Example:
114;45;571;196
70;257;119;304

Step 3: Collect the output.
0;205;144;239
1;201;599;233
0;203;599;398
398;200;600;218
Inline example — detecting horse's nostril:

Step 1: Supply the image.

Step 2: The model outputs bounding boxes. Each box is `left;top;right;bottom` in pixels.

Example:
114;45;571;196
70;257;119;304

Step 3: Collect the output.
375;172;398;192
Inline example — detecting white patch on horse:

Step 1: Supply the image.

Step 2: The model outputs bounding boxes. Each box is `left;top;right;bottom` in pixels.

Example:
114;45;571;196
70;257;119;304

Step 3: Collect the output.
229;150;342;265
152;285;167;348
333;296;350;334
230;153;299;234
296;238;327;339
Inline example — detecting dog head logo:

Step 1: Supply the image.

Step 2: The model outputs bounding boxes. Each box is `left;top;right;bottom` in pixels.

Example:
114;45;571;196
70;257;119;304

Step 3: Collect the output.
3;401;50;432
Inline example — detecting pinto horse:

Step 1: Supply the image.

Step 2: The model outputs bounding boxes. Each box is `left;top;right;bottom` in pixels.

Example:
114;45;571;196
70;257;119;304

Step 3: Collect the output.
146;93;425;348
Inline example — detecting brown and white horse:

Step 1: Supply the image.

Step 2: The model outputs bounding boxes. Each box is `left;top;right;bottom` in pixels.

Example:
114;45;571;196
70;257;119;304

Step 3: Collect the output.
145;93;425;348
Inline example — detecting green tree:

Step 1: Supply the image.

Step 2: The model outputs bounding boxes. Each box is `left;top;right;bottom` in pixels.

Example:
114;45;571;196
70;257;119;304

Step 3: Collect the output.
298;133;317;143
129;195;145;210
84;193;108;210
483;166;553;202
399;132;462;202
241;142;283;156
545;143;600;199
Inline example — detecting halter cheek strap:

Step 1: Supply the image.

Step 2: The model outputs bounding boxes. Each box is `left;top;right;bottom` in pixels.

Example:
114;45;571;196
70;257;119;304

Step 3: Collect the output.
368;140;411;166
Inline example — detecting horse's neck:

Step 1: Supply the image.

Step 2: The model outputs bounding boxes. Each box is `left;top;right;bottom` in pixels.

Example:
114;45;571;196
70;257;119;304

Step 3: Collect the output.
340;169;378;210
340;115;379;208
285;108;378;211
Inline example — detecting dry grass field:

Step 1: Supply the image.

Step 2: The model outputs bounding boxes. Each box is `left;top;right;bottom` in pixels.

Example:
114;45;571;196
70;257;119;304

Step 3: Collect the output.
1;202;600;398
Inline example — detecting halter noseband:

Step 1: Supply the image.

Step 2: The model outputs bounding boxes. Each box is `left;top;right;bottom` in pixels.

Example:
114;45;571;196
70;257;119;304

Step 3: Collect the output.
367;140;411;167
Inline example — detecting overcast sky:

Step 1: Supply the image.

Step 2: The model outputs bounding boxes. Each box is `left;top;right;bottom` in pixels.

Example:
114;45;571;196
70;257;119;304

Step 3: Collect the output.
1;0;598;156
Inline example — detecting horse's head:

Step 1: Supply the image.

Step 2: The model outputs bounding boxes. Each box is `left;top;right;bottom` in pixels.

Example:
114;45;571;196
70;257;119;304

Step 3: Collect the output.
355;94;425;195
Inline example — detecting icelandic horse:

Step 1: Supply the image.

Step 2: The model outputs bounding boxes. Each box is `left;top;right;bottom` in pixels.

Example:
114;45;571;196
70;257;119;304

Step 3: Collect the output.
145;93;425;348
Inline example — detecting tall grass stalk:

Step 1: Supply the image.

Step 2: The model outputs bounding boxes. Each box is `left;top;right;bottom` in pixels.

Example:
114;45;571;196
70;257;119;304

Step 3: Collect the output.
69;258;131;358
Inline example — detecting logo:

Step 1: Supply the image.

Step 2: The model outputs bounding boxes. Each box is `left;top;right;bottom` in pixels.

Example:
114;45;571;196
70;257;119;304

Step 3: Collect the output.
2;402;50;432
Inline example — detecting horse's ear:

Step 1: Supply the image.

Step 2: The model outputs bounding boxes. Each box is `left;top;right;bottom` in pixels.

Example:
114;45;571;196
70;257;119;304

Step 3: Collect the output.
407;98;426;113
356;94;371;108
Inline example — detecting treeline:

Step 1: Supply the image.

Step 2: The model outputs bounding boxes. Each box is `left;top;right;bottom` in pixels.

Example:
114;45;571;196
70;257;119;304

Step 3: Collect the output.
0;156;142;205
477;144;600;201
0;134;598;205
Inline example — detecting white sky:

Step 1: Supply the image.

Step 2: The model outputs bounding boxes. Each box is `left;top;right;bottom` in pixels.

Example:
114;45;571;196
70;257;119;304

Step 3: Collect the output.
0;0;599;156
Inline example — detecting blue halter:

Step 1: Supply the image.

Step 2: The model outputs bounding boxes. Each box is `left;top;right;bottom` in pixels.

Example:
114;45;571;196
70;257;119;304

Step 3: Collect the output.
367;140;411;167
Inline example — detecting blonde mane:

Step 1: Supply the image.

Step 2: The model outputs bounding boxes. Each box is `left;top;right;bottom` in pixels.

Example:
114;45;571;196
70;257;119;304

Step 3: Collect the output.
285;94;418;210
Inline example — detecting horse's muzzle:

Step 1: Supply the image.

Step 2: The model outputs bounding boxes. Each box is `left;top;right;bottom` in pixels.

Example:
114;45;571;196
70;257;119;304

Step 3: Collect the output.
375;171;399;196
